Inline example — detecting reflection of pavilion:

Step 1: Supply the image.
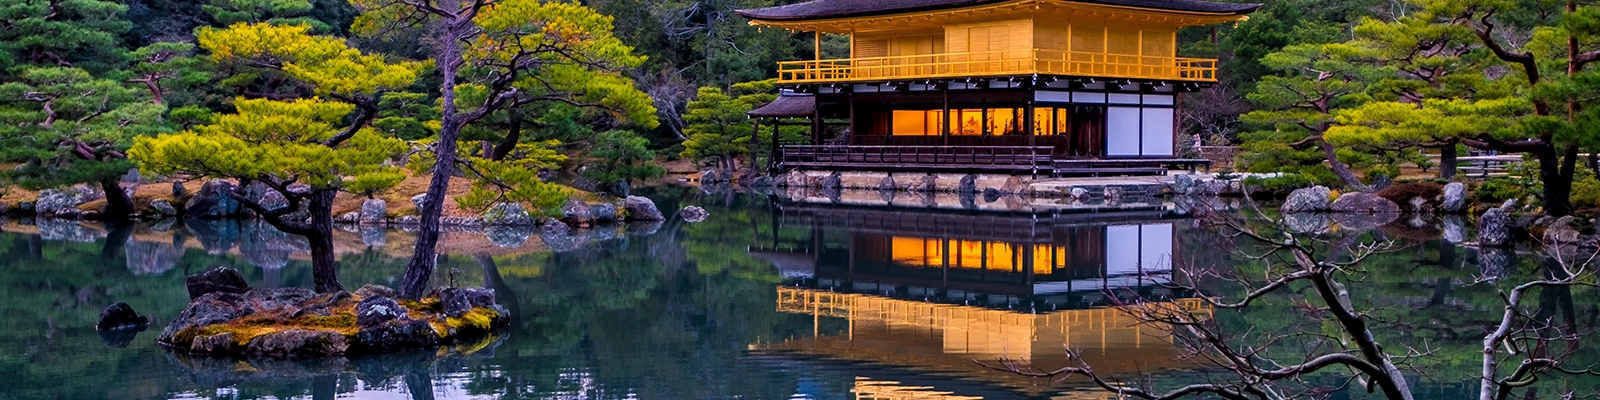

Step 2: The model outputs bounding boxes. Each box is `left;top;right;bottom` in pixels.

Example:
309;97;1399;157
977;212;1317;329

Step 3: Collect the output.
754;204;1186;310
749;204;1209;399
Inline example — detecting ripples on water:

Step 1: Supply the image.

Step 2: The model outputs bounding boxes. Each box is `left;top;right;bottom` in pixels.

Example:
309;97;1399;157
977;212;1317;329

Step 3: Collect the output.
0;187;1589;399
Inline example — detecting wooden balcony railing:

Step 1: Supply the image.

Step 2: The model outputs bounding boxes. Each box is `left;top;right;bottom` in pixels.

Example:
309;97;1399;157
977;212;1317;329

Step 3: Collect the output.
777;49;1217;83
779;145;1053;174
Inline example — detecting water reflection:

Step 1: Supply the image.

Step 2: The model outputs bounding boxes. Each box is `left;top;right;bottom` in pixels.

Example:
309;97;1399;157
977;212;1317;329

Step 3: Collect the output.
0;189;1592;399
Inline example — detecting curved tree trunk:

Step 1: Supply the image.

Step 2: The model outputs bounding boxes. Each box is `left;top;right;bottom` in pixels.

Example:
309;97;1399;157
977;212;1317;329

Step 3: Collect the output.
1321;141;1370;191
401;16;468;300
99;177;135;218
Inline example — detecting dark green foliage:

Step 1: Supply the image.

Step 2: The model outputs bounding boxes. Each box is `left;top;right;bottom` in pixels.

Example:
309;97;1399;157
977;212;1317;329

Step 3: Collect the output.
582;130;666;188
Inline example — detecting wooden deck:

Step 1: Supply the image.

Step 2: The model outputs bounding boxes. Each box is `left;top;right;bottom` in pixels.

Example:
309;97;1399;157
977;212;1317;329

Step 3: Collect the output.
777;145;1209;176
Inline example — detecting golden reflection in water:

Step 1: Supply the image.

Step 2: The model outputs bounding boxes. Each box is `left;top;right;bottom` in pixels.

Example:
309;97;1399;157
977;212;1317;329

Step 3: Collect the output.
765;287;1211;398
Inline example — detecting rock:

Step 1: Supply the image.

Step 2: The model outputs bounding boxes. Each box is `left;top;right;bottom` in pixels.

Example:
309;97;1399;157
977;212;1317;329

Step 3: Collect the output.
680;206;709;222
352;318;436;354
246;329;349;356
622;196;664;221
356;296;406;328
185;180;240;219
259;190;289;213
97;303;150;331
748;175;774;188
982;188;1002;202
150;199;178;216
410;194;428;211
1104;186;1124;204
571;176;600;191
158;291;253;345
589;203;618;222
353;284;397;300
335;212;360;223
1331;192;1401;215
958;174;977;194
1173;174;1196;194
188;332;237;353
172;181;187;197
359;199;387;224
1442;182;1467;213
1544;215;1581;244
560;198;592;224
37;218;102;242
1069;187;1089;199
1442;216;1468;243
395;216;421;226
1333;210;1400;231
1284;212;1332;234
909;174;937;193
360;225;387;247
1282;186;1332;213
435;287;497;318
821;172;841;190
541;220;571;235
1479;199;1517;247
35;186;102;215
1370;173;1393;191
185;267;250;300
483;202;533;226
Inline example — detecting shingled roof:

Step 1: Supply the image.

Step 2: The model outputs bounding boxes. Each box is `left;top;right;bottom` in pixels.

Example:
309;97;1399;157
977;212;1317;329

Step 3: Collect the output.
737;0;1261;21
747;92;816;118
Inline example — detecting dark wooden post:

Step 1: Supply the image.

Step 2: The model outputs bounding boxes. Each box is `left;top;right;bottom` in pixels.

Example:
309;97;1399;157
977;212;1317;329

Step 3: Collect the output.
771;120;781;174
812;101;823;145
751;119;762;170
942;83;951;146
1441;141;1458;179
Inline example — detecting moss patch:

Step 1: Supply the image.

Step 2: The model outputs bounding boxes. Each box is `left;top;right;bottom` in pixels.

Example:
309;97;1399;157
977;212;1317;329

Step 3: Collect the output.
175;292;504;356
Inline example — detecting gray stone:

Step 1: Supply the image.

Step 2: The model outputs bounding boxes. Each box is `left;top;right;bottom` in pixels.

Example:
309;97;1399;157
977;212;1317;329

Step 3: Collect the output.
335;212;360;223
1371;173;1393;191
185;267;249;300
1442;216;1468;243
680;206;709;222
909;174;937;193
622;196;664;221
1173;174;1196;194
37;218;101;242
1441;182;1467;213
485;225;534;248
411;194;428;210
171;181;187;197
189;332;235;354
1069;187;1089;199
560;198;592;224
958;174;977;194
1331;192;1401;215
353;284;398;300
589;203;618;222
360;199;387;224
352;318;436;353
1478;199;1517;247
245;329;348;356
1544;215;1580;244
35;185;101;215
356;296;406;328
158;291;252;345
541;220;571;236
879;175;896;192
1104;186;1124;203
185;180;240;219
1282;186;1332;213
982;188;1002;202
821;172;842;190
97;302;149;331
484;202;534;226
150;199;178;216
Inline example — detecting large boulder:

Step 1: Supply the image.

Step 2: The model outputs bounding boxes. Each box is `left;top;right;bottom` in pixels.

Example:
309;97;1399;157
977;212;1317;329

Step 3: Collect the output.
1331;192;1401;215
434;287;497;318
590;203;618;222
560;198;592;225
958;174;977;194
622;196;664;221
359;199;387;224
158;291;253;345
150;199;178;216
1478;199;1517;247
97;303;150;331
483;202;533;226
356;295;406;328
1376;181;1444;212
680;206;709;222
185;180;241;218
185;267;250;300
1441;182;1467;213
821;172;842;190
410;194;428;211
1281;186;1332;213
35;186;102;215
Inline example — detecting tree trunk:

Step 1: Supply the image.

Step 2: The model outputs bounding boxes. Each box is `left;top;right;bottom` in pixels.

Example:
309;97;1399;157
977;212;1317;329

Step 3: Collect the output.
307;189;343;293
1537;144;1577;216
1321;141;1369;191
99;177;135;218
402;16;469;300
489;116;521;161
1440;143;1458;179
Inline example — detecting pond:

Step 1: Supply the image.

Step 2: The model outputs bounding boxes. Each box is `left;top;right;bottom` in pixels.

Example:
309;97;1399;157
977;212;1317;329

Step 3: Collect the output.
0;187;1592;399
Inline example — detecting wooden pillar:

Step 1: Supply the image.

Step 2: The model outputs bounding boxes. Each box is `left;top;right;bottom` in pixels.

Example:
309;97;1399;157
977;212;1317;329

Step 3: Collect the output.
812;103;823;145
771;120;781;173
942;83;951;146
751;119;761;169
814;31;822;61
1025;93;1036;147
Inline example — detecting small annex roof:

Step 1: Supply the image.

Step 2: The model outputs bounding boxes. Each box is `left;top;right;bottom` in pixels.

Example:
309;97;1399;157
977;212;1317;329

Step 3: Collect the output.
737;0;1261;22
747;91;816;118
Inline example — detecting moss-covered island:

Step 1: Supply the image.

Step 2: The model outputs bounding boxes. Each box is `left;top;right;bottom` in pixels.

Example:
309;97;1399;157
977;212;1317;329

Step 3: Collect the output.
159;267;508;357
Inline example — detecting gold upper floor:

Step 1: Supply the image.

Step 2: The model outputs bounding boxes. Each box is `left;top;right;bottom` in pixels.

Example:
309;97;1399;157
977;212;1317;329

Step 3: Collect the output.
749;0;1251;84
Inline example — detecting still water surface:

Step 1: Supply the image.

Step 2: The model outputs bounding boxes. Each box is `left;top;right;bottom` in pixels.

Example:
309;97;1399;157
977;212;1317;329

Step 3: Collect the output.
0;187;1590;399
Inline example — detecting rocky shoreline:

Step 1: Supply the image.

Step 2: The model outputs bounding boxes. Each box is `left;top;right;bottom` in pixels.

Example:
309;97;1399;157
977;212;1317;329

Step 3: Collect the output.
158;267;509;357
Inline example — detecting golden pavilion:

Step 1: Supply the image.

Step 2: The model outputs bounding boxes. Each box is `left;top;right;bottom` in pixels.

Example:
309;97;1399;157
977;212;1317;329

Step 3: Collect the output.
738;0;1259;175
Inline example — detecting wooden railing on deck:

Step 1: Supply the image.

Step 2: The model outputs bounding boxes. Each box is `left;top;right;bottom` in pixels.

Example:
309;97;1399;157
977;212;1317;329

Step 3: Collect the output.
777;49;1217;83
778;145;1053;174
